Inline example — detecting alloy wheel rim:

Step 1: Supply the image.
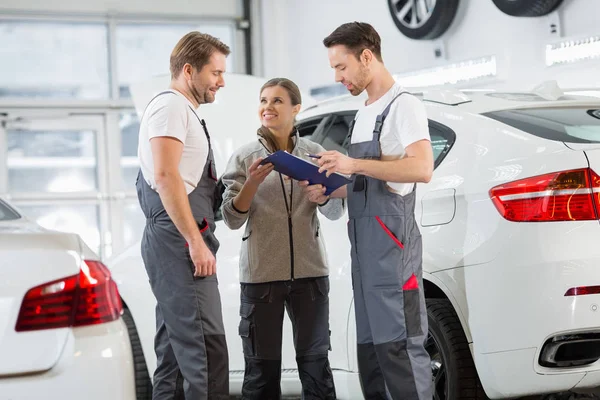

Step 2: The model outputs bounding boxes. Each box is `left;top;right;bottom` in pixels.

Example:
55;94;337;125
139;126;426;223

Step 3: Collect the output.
425;332;449;400
390;0;437;29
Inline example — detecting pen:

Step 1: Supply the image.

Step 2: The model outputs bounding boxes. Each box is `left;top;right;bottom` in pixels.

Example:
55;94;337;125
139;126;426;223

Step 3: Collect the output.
305;153;322;159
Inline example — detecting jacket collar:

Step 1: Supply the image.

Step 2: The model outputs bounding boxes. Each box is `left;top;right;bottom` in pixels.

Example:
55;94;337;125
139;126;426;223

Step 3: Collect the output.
257;128;299;154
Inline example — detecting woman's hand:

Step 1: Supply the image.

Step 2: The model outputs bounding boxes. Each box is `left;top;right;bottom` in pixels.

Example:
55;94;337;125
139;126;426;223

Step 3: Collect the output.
246;158;274;188
299;181;329;205
233;158;275;213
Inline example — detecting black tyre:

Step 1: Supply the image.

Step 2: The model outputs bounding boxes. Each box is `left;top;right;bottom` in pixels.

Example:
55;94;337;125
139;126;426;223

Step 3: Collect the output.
387;0;460;40
491;0;564;17
122;307;153;400
426;299;488;400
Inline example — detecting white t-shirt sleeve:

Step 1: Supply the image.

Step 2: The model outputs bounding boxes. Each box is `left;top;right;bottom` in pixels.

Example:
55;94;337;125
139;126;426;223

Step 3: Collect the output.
391;95;430;148
146;97;188;144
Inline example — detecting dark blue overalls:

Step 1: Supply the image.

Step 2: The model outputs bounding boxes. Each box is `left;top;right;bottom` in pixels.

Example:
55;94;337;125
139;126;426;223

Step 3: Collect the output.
136;91;229;400
346;92;432;399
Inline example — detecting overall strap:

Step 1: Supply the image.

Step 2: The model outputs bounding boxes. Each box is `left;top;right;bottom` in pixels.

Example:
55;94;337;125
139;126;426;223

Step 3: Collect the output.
187;105;212;148
371;91;410;142
341;118;356;150
140;90;175;121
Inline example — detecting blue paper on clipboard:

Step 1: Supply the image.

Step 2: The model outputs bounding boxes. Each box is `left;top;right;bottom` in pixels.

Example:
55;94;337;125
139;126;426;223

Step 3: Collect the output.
260;150;352;195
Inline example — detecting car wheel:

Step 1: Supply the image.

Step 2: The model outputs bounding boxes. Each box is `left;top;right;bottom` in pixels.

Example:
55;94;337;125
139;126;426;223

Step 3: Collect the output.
426;299;488;400
122;307;153;400
491;0;564;17
387;0;460;40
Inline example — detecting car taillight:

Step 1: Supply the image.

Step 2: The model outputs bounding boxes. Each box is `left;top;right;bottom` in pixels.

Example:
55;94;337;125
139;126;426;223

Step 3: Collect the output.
489;168;600;222
15;260;122;332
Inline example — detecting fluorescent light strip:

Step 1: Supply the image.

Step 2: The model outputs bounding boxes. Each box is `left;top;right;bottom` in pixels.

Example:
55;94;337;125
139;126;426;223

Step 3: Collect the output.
546;36;600;66
393;56;497;88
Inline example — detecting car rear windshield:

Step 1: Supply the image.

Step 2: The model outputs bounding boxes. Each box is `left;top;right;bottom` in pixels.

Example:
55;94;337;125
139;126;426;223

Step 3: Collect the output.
0;200;20;221
484;107;600;144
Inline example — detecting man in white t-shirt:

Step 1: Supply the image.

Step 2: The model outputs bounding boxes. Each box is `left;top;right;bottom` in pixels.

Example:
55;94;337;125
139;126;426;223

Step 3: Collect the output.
302;22;434;399
349;82;430;195
138;89;210;195
136;32;230;400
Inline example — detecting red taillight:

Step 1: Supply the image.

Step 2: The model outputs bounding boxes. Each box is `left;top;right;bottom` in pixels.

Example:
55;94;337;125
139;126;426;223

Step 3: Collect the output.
15;260;122;332
565;286;600;296
489;168;600;222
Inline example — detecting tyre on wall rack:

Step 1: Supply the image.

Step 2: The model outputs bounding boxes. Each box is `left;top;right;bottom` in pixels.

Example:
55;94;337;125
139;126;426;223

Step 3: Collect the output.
491;0;564;17
387;0;460;40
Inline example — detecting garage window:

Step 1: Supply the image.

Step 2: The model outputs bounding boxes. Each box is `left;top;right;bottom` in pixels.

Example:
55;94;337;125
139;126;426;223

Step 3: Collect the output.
6;128;98;194
116;23;234;98
0;21;109;99
484;107;600;144
0;14;240;260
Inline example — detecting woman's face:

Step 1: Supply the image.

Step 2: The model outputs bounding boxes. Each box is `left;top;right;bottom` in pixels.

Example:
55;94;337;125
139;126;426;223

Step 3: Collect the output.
258;85;301;131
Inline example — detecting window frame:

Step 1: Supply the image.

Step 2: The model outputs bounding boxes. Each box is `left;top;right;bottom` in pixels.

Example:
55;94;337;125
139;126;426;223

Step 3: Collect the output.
0;19;111;100
428;119;456;169
483;107;600;144
307;110;457;169
0;14;239;107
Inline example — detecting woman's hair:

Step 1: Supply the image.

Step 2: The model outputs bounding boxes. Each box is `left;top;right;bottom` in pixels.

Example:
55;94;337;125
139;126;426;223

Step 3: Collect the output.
257;78;302;152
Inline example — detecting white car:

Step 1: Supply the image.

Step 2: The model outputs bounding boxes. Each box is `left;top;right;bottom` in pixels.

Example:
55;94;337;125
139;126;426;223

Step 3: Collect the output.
0;198;143;400
110;79;600;399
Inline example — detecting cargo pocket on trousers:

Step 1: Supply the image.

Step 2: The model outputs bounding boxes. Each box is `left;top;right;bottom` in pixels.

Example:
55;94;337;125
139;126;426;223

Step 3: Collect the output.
239;302;256;356
375;216;404;249
403;273;423;338
309;278;330;303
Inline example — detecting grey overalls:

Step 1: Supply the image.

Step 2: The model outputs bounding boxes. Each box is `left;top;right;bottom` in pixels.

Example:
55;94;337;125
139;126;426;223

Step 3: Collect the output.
346;92;432;399
136;91;229;400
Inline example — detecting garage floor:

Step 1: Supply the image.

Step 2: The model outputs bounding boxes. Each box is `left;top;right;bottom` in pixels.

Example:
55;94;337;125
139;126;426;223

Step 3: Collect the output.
523;394;600;400
229;394;600;399
229;392;600;399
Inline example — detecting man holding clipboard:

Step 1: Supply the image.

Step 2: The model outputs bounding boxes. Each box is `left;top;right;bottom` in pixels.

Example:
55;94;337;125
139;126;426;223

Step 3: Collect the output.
302;22;434;400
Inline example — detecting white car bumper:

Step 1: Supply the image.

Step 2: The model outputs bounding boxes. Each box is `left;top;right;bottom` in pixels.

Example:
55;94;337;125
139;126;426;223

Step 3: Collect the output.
455;222;600;398
475;347;600;399
0;319;136;400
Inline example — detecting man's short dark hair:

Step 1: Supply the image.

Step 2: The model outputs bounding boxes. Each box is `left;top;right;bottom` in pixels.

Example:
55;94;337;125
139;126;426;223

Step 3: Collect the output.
323;22;383;62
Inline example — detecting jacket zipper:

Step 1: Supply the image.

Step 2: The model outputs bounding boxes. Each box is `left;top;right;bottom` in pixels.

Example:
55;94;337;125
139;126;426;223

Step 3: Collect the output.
278;173;295;280
260;136;298;281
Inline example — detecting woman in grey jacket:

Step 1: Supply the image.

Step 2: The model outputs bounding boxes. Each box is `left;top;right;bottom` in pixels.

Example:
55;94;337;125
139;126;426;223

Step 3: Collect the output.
221;78;344;400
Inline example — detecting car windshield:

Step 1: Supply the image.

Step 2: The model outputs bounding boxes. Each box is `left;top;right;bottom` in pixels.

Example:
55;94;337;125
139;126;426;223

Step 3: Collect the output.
0;199;21;221
484;107;600;144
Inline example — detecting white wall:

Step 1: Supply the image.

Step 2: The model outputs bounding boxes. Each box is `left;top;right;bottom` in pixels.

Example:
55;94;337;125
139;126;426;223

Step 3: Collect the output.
260;0;600;92
0;0;240;18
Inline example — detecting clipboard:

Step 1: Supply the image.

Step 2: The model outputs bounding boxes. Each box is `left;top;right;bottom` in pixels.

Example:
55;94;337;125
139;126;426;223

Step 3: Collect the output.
260;150;352;195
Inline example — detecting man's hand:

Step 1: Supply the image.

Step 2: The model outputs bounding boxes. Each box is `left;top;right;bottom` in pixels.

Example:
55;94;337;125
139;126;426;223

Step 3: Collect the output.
189;240;216;277
299;181;329;204
317;151;357;177
246;158;274;188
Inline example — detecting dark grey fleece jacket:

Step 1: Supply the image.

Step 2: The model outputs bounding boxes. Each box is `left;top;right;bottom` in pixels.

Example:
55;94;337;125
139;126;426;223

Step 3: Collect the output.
221;132;346;283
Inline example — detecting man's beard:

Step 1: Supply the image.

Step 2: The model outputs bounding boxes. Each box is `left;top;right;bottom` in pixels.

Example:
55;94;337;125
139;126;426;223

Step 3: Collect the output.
190;82;215;105
349;65;368;96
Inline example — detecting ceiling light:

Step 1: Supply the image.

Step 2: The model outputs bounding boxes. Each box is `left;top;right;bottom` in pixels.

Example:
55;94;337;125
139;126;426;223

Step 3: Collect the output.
546;36;600;66
393;56;497;88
